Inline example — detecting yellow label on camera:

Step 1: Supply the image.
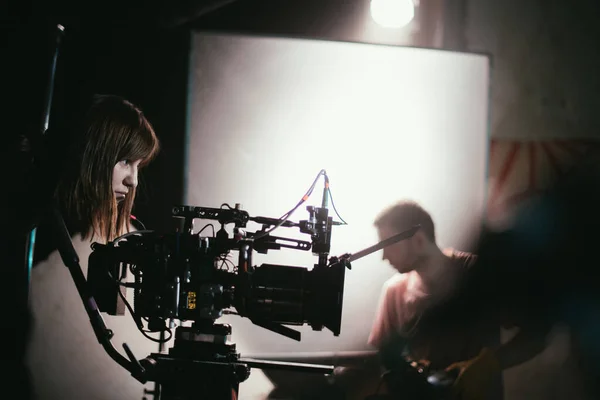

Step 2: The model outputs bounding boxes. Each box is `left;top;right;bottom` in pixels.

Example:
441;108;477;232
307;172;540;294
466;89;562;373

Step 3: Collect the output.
187;291;197;310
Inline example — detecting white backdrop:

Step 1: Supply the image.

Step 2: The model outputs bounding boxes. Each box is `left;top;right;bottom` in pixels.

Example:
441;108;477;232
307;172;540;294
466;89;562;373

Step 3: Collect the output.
186;32;491;355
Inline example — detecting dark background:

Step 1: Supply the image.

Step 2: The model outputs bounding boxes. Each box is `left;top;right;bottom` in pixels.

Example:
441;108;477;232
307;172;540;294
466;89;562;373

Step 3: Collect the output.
2;0;459;233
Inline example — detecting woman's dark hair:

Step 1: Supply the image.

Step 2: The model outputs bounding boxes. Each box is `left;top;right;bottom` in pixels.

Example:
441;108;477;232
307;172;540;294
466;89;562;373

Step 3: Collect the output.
55;94;160;242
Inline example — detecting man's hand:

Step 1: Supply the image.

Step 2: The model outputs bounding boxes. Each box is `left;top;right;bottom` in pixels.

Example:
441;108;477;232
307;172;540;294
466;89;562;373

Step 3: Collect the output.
445;348;500;400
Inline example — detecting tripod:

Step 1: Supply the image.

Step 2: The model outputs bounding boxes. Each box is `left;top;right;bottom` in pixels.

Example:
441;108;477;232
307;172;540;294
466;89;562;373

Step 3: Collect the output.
139;321;336;400
143;322;249;400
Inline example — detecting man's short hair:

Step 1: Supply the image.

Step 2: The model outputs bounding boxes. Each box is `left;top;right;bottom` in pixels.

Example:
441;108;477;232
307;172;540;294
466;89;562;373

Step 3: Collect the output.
374;200;436;242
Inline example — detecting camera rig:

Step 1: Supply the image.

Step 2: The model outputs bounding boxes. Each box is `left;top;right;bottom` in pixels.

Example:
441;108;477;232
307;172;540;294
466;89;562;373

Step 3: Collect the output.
83;192;420;400
88;195;350;399
89;202;347;341
90;201;325;397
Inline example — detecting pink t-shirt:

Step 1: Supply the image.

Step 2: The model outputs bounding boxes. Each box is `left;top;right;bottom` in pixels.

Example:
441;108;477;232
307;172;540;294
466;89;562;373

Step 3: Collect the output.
368;249;498;370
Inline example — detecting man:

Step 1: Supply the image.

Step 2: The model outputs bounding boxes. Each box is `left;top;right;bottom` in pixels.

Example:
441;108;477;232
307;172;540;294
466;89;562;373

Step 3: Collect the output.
367;200;548;400
369;200;580;400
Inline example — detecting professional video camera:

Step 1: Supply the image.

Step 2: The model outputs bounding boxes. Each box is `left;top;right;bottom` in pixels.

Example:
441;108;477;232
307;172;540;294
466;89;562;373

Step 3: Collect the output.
88;201;347;342
84;170;426;400
83;170;375;400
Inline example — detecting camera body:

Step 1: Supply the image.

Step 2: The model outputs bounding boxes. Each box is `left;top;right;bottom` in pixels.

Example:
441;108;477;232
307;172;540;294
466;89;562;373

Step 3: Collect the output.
87;204;347;340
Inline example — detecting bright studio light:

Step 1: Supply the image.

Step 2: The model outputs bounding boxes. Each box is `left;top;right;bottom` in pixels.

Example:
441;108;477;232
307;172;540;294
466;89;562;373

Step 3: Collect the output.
370;0;415;29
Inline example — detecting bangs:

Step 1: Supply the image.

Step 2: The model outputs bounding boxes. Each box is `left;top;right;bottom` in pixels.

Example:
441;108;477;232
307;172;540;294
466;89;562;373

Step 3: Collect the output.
119;117;160;166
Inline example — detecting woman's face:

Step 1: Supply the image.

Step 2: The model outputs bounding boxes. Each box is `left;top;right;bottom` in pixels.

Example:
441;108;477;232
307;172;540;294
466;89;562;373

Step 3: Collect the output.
112;159;142;203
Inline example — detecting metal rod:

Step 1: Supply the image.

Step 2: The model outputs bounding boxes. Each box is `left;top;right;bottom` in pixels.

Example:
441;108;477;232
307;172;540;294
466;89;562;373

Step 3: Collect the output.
239;358;334;375
348;225;420;263
23;23;65;306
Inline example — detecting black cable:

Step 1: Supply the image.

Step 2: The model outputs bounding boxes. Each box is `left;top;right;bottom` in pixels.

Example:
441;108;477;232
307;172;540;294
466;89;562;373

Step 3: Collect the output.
130;215;147;230
253;169;326;239
197;223;215;236
108;269;172;344
327;187;347;225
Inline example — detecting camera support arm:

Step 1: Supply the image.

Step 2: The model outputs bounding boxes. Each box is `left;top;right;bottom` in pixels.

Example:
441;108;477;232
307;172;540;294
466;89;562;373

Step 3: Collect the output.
329;225;421;267
48;205;146;381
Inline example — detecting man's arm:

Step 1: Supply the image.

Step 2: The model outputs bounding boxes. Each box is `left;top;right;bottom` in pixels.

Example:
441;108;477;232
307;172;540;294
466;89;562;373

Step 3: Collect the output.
493;321;552;370
443;322;551;400
369;277;414;372
368;276;405;349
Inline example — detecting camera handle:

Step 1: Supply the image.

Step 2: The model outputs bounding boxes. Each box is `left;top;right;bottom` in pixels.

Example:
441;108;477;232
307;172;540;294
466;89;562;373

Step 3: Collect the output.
328;225;422;268
47;204;145;379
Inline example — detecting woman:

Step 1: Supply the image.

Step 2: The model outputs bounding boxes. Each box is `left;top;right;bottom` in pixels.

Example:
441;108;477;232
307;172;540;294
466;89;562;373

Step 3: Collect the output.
54;93;159;242
27;94;161;400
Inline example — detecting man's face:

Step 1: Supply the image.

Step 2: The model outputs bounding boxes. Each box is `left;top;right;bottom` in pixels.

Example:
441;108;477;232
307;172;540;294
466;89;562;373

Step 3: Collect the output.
377;225;420;273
